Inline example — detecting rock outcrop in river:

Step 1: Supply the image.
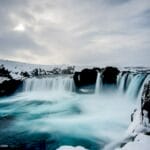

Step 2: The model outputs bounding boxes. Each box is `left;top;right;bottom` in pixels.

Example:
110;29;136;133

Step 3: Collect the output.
73;67;120;89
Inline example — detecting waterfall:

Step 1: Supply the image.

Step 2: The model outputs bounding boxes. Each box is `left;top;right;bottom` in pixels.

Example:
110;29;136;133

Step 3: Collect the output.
118;73;128;94
93;71;148;96
95;72;102;94
125;73;147;98
117;72;148;99
125;73;133;91
117;72;122;88
23;76;75;92
23;72;148;97
117;72;147;98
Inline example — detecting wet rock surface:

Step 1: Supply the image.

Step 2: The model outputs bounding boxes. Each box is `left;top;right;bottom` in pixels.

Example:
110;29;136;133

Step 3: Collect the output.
142;81;150;121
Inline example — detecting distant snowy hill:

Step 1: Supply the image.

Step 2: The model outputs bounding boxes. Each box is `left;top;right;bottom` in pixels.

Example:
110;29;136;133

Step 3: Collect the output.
0;59;73;73
1;59;150;71
0;59;93;72
0;59;149;80
0;59;76;79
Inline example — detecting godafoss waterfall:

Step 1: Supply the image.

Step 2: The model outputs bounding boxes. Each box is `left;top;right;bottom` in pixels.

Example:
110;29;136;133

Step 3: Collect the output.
0;66;150;150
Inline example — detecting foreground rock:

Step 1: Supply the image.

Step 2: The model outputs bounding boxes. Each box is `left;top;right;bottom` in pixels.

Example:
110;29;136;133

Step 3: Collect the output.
117;133;150;150
142;81;150;121
115;80;150;150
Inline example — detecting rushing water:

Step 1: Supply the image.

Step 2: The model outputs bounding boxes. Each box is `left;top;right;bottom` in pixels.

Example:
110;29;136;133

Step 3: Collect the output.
0;73;149;150
95;73;102;95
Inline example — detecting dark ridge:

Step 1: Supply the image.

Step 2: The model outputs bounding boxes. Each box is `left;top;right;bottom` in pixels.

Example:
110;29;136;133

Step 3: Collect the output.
0;65;12;79
0;79;23;97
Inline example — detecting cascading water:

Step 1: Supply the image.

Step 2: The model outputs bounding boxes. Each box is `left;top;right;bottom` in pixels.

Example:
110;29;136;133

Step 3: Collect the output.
125;73;148;99
116;72;148;99
0;71;149;150
125;73;133;91
118;73;128;94
23;76;75;92
136;74;150;108
95;72;102;94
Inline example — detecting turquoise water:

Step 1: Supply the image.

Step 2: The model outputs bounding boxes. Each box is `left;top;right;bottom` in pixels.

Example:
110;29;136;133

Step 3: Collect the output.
0;89;135;150
1;73;148;150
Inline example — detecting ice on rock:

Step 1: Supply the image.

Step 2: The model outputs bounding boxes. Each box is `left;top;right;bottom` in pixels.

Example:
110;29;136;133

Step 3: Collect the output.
116;133;150;150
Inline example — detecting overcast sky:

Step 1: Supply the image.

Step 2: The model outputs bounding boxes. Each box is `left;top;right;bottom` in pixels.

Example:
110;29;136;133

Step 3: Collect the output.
0;0;149;66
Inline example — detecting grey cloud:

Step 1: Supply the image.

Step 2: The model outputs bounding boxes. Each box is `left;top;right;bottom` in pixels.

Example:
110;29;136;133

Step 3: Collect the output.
136;9;150;28
104;0;131;5
0;31;42;52
0;0;149;66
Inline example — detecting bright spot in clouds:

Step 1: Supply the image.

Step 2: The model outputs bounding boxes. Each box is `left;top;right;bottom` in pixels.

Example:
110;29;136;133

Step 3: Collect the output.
14;24;25;32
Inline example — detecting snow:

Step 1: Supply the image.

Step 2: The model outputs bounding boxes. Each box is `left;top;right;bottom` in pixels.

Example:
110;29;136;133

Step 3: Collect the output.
114;107;150;150
0;59;100;78
116;133;150;150
126;109;142;135
0;59;76;78
0;77;10;84
0;59;67;73
0;59;150;77
57;146;87;150
10;72;22;80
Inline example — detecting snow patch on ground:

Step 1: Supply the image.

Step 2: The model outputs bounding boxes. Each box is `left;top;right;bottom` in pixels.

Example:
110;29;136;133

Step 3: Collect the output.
116;133;150;150
57;146;87;150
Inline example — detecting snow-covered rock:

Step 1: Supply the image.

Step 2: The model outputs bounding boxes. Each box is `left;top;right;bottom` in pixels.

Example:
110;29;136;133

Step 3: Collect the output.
0;77;10;84
1;59;149;78
0;59;76;77
117;133;150;150
115;80;150;150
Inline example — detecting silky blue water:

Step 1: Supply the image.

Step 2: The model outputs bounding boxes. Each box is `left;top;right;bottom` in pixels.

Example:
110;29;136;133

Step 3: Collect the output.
0;74;148;150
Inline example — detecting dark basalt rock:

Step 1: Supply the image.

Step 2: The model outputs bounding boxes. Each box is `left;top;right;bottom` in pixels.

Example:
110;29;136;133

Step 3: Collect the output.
73;68;101;88
0;79;23;97
0;65;12;78
20;71;30;78
101;67;120;85
61;66;75;74
142;81;150;121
